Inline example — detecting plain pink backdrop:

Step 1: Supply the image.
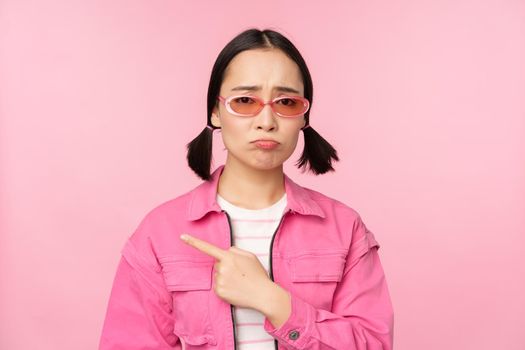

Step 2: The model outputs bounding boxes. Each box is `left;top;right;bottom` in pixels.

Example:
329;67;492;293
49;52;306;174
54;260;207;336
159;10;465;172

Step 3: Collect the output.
1;1;524;349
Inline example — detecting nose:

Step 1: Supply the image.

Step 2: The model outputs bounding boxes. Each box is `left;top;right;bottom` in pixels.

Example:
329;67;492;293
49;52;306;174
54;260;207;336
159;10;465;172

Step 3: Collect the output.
254;101;277;131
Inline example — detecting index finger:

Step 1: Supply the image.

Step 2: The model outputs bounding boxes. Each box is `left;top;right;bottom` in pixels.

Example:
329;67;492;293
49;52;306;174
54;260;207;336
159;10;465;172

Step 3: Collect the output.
180;233;227;260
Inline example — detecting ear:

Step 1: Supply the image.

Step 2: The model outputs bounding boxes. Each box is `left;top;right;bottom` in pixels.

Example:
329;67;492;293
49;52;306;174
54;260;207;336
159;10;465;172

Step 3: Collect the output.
211;107;222;128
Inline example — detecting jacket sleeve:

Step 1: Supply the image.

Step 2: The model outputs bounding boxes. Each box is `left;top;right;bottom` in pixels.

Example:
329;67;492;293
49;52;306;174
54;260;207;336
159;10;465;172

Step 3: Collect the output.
98;231;179;349
263;215;394;349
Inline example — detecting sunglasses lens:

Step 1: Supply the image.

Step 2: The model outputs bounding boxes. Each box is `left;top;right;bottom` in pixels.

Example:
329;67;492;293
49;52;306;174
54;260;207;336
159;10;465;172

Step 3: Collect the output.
273;97;308;117
229;96;261;115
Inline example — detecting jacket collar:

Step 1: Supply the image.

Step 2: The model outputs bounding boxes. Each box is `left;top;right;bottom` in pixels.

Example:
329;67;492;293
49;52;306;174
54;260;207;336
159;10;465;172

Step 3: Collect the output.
186;164;325;221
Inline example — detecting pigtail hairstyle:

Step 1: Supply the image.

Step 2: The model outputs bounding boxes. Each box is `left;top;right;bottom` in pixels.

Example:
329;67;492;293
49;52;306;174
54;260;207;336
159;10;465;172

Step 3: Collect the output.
186;125;216;181
186;27;339;181
297;124;339;175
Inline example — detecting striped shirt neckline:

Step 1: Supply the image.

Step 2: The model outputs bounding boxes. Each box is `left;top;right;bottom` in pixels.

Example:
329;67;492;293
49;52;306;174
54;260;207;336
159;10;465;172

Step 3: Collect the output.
216;192;287;215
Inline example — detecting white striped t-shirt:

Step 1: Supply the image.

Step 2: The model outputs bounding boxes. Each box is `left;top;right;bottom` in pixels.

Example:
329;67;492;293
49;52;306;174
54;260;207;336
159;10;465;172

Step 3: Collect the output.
216;191;287;349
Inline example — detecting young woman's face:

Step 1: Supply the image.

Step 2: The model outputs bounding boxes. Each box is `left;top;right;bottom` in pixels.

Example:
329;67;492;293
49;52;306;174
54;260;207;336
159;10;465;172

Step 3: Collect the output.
211;48;307;171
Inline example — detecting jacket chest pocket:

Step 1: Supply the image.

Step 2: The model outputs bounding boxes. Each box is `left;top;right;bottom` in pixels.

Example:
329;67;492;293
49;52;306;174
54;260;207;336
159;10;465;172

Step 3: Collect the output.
287;249;347;311
159;256;218;348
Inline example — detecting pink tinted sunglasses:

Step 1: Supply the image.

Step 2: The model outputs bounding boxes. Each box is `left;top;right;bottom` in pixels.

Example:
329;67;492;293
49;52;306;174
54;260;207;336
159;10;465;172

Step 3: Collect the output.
217;94;310;118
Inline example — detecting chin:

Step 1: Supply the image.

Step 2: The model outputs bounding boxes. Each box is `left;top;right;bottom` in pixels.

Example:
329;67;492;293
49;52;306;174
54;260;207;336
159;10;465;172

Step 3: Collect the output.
248;159;284;171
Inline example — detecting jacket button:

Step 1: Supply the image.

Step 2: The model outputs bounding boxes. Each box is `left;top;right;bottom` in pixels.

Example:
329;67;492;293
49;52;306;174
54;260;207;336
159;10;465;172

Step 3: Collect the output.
288;330;300;340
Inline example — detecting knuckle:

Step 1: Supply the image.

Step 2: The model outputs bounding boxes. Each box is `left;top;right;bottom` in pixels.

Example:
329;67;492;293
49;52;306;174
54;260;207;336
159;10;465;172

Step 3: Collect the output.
215;285;224;296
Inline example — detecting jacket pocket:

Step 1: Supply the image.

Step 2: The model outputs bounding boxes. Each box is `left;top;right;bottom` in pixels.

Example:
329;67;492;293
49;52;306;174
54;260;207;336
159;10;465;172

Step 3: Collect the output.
179;333;217;348
287;249;348;310
291;250;346;282
158;256;218;348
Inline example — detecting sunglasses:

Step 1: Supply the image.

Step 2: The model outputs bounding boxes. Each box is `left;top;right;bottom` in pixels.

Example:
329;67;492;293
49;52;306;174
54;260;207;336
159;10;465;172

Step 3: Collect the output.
217;94;310;118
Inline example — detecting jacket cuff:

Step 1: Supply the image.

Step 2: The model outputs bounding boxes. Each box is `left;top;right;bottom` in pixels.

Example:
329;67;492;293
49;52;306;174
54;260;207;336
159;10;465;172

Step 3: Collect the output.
263;291;314;349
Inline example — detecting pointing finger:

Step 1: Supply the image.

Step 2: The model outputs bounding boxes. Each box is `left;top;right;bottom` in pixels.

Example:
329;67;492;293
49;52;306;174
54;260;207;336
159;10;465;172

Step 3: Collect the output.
180;234;227;260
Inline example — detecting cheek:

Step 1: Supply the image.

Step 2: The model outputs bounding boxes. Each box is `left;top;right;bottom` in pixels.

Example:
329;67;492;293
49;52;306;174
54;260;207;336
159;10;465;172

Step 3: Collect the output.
220;131;234;151
280;132;301;155
286;126;302;144
219;124;246;150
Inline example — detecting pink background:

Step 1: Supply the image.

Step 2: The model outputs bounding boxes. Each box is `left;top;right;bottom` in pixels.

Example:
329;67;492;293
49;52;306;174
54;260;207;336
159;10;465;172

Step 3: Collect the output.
1;1;524;349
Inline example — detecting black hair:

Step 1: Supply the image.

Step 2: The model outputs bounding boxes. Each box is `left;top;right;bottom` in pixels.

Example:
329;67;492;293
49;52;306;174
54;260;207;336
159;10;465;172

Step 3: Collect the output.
186;27;339;181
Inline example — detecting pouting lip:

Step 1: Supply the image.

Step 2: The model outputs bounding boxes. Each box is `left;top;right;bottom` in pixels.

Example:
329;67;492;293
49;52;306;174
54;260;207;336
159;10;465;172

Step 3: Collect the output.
252;139;280;143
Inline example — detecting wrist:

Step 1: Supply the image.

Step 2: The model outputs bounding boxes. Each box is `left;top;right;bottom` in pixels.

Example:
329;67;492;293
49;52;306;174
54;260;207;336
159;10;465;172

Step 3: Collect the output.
256;281;292;327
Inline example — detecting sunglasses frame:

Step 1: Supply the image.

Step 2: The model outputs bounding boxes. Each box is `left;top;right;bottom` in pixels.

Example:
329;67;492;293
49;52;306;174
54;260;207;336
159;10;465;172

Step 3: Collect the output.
217;94;310;118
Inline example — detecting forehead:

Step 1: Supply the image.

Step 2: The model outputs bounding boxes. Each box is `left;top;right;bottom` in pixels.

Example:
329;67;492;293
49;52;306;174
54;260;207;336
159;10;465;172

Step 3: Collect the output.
221;49;304;94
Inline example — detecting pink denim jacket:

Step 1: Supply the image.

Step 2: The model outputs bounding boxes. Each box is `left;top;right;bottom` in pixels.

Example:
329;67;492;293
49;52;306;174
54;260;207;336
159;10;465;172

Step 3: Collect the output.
99;164;394;349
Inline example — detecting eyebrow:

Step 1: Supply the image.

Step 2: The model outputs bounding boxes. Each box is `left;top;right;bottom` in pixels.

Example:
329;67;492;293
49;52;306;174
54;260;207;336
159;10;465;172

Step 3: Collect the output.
230;85;300;94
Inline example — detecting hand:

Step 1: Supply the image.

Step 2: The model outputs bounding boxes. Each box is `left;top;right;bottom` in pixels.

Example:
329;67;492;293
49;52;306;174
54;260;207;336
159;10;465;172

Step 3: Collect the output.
179;233;275;312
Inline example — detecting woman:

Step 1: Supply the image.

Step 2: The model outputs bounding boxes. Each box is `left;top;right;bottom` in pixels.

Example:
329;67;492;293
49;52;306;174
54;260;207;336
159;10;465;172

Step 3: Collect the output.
99;28;394;350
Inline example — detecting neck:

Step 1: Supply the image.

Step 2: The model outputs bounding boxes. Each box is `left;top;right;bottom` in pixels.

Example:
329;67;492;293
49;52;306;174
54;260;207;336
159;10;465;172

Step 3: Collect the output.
217;157;285;210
